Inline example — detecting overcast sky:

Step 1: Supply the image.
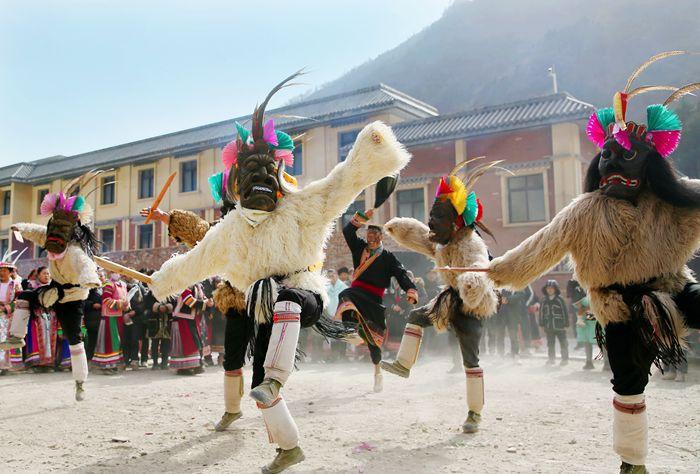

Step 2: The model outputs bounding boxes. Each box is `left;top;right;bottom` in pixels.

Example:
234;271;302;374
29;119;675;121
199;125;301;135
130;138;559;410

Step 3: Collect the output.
0;0;452;166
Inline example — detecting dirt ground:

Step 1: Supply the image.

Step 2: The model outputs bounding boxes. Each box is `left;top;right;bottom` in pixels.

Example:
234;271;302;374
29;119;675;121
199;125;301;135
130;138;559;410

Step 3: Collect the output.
0;352;697;474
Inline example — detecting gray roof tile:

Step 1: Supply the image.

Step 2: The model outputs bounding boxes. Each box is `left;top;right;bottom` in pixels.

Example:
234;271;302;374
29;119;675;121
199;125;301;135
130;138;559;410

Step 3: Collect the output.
395;93;594;146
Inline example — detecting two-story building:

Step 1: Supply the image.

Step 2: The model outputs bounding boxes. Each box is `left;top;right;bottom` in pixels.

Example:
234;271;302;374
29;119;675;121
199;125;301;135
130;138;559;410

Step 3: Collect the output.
0;85;595;290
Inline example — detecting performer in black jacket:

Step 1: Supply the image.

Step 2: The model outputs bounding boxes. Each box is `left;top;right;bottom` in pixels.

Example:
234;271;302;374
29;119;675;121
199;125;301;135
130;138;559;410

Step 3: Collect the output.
336;209;417;392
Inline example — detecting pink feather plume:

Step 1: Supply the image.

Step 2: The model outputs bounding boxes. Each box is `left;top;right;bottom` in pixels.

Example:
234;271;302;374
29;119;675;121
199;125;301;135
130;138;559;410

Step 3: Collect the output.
263;119;278;146
274;149;294;167
585;113;606;149
40;192;58;216
649;130;681;158
613;125;631;151
222;140;238;168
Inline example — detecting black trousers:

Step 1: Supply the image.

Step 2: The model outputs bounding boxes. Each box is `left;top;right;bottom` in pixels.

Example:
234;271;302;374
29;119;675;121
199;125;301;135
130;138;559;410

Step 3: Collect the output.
605;321;655;396
408;304;482;368
19;292;84;345
84;319;100;360
545;329;568;361
504;312;520;356
150;338;170;365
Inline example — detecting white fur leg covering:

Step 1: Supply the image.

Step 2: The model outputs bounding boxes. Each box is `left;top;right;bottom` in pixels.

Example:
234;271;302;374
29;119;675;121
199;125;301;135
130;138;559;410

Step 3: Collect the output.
396;324;423;369
9;301;30;338
224;370;243;413
613;393;648;466
263;301;301;384
69;342;88;383
258;398;299;450
466;367;484;414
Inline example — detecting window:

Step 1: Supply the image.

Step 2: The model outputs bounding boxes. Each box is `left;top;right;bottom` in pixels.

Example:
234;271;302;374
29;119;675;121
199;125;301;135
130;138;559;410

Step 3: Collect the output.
180;160;197;193
2;191;10;215
138;224;153;249
290;143;303;176
37;189;49;214
36;246;47;259
338;129;360;162
507;173;546;223
396;188;425;222
0;239;8;258
101;176;116;205
138;169;154;199
100;228;115;253
342;199;366;226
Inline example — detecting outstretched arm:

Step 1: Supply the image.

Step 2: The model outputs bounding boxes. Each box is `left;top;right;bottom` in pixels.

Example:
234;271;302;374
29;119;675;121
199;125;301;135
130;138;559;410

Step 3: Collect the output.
139;207;211;249
11;223;47;247
488;200;580;289
299;121;411;223
149;218;230;301
384;217;436;258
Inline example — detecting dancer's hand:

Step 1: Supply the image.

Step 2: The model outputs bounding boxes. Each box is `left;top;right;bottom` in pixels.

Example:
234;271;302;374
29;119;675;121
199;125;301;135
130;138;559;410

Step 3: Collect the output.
140;207;170;225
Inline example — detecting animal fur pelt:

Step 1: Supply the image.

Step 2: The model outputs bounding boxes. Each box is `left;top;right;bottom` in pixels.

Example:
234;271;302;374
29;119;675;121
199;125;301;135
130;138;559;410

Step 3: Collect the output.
168;209;211;247
150;121;411;312
385;217;497;330
13;223;100;302
213;281;246;313
488;187;700;343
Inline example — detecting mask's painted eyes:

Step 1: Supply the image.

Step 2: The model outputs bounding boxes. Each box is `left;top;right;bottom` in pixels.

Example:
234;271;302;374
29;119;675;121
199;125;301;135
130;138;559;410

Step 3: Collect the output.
623;149;637;161
601;148;612;160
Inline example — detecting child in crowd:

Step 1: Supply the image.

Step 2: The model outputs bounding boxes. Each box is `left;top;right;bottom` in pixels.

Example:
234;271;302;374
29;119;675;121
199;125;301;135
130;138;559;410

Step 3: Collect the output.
539;280;569;366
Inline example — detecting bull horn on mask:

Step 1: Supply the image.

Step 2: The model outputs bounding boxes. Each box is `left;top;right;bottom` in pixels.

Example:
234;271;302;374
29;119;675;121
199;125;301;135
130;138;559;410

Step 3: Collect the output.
277;161;298;195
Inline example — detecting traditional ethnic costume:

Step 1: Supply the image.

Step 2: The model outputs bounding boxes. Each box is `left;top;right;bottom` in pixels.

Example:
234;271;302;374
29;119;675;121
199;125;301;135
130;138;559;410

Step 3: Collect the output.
570;280;597;370
169;285;206;374
148;72;410;472
335;217;417;392
487;53;700;473
1;176;102;401
0;254;22;374
381;159;499;434
92;278;129;373
148;297;172;369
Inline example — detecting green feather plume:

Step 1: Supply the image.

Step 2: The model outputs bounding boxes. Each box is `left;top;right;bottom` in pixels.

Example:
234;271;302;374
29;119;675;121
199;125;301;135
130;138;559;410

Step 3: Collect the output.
463;191;478;226
272;131;295;151
596;107;615;129
208;172;223;202
72;195;85;212
646;104;682;131
235;122;250;144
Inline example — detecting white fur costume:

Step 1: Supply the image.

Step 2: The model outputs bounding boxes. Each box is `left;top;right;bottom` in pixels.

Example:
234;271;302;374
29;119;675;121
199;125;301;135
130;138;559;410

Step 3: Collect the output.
149;121;411;450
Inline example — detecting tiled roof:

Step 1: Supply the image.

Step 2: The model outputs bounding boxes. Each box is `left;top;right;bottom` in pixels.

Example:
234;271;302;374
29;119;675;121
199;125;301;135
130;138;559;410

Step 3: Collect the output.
0;84;437;185
394;93;594;146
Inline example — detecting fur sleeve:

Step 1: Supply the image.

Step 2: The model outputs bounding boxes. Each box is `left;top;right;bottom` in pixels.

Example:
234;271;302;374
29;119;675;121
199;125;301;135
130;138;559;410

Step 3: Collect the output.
488;199;581;290
384;217;436;258
13;223;47;247
299;121;410;223
168;210;210;248
149;217;229;301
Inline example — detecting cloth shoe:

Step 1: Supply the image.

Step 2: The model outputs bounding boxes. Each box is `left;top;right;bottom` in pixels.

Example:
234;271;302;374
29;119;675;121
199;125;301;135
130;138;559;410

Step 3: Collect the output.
619;461;648;473
261;447;305;474
215;411;242;431
380;360;410;378
462;410;481;433
75;381;85;401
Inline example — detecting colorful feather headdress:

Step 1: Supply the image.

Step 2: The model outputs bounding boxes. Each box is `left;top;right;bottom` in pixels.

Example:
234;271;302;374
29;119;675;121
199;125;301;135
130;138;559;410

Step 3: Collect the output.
435;157;503;228
586;51;699;158
39;169;110;224
210;71;304;202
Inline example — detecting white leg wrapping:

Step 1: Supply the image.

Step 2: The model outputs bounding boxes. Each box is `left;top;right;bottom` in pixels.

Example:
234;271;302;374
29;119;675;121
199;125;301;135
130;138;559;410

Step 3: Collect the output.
259;398;299;450
9;302;30;338
466;367;484;413
69;342;88;383
224;370;243;413
396;324;423;369
263;301;301;385
613;393;648;466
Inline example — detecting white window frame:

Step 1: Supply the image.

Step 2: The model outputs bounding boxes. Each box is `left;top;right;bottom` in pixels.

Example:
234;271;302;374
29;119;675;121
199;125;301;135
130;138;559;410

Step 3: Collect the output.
500;168;550;227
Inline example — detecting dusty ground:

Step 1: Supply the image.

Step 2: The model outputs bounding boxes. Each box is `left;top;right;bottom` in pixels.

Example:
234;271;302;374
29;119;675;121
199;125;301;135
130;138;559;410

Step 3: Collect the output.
0;352;697;474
